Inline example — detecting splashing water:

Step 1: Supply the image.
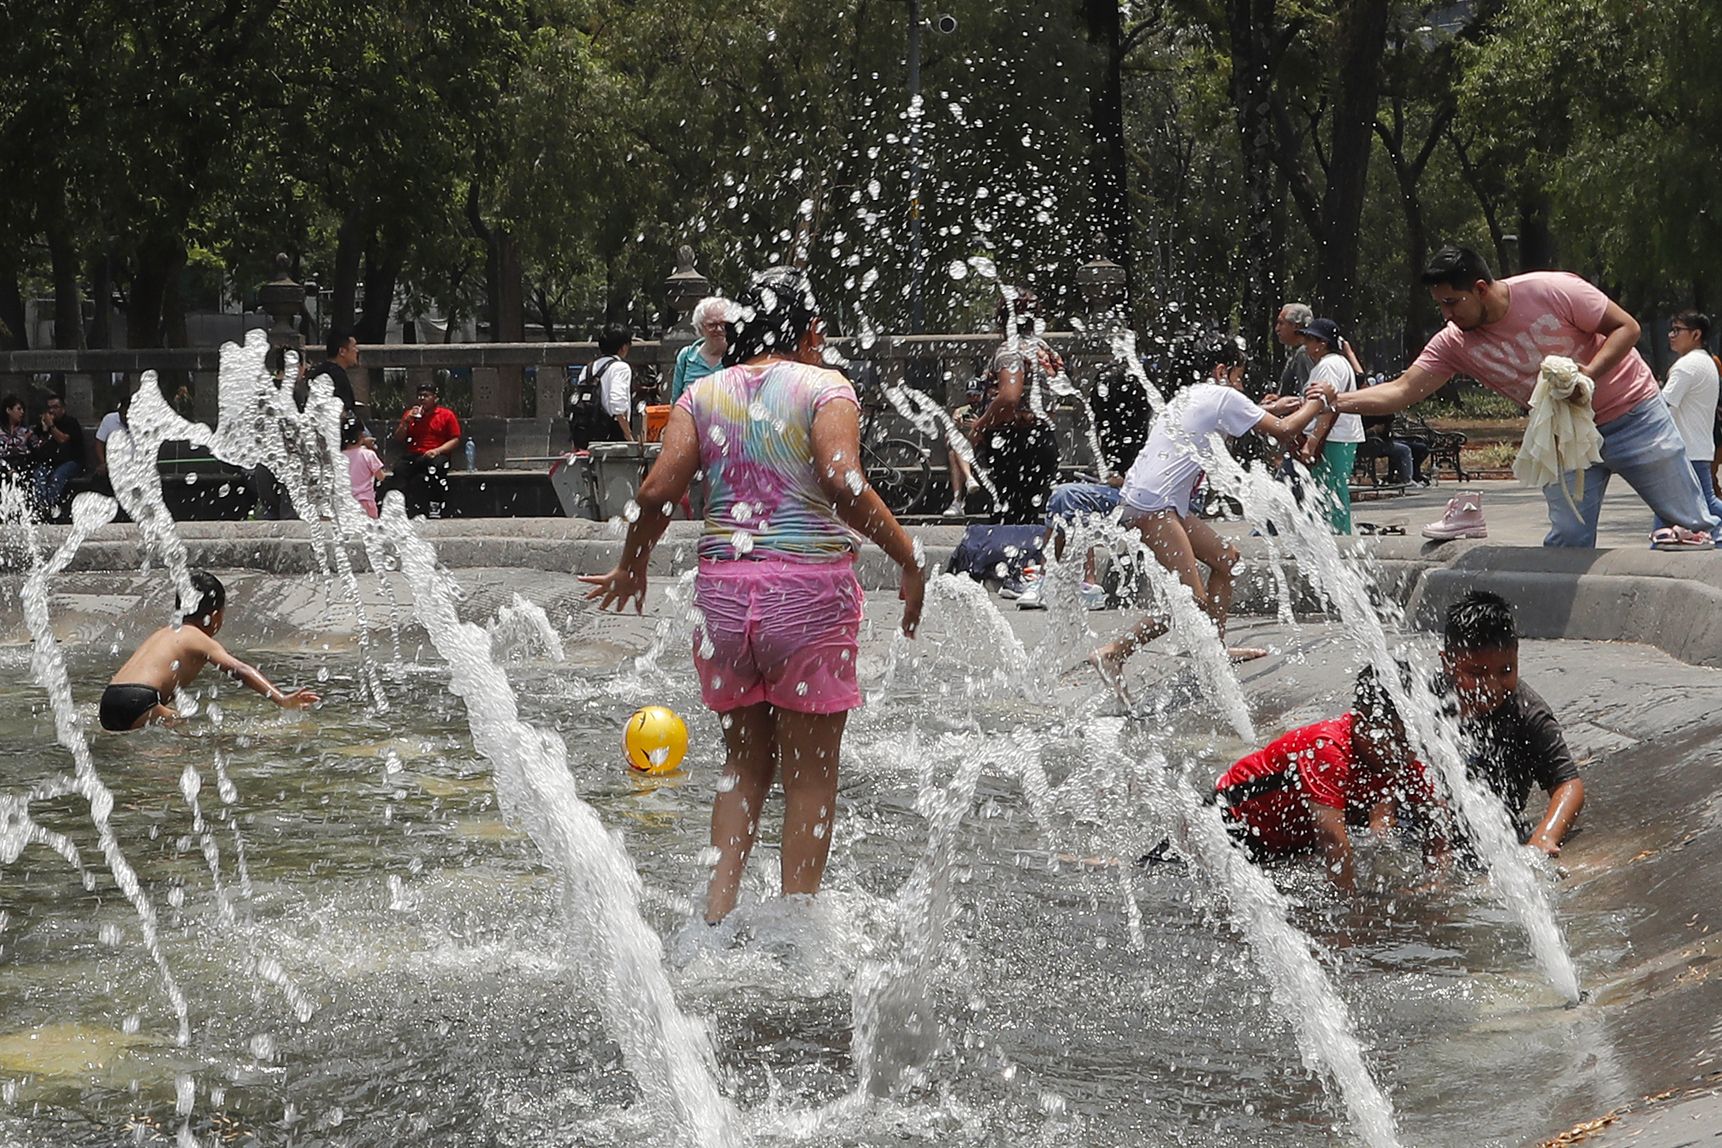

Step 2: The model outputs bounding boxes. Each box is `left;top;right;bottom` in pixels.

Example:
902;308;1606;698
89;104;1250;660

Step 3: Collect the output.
377;501;738;1147
15;492;191;1046
1150;754;1402;1148
489;593;569;664
853;731;1002;1095
1201;445;1581;1003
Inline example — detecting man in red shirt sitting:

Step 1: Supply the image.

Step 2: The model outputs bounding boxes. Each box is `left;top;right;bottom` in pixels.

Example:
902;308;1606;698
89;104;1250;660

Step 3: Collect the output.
1212;664;1445;890
388;377;463;517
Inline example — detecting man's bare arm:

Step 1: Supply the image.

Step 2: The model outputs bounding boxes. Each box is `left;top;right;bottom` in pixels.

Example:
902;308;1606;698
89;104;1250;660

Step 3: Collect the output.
1585;301;1642;382
1334;364;1448;416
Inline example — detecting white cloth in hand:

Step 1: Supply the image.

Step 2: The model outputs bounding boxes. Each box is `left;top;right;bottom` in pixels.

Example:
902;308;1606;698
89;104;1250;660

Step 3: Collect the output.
1513;356;1605;516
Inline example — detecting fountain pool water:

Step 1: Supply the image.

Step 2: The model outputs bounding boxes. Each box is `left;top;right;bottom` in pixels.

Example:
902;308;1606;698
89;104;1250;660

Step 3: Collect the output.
0;336;1716;1147
2;567;1708;1146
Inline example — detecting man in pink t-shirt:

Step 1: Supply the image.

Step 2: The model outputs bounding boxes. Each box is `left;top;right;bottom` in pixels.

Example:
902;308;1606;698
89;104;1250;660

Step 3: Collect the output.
1336;245;1716;547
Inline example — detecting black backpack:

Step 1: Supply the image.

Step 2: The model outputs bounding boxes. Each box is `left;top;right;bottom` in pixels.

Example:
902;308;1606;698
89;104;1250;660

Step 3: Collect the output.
569;357;620;449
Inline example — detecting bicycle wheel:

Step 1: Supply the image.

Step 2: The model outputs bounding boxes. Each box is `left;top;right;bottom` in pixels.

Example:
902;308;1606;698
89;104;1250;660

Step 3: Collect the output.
863;437;933;515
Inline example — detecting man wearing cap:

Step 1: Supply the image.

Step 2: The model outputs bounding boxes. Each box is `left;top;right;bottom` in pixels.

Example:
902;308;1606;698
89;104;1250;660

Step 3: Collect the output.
1334;244;1717;548
388;376;463;517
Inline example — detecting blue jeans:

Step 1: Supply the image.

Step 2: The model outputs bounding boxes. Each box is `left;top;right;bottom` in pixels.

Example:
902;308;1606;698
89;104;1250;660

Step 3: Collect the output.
35;460;82;513
1045;481;1122;536
1652;460;1722;534
1544;396;1719;546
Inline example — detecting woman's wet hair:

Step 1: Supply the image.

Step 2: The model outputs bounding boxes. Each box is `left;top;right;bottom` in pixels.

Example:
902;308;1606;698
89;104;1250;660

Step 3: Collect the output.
0;394;22;424
723;266;821;366
1201;338;1245;373
1443;589;1517;652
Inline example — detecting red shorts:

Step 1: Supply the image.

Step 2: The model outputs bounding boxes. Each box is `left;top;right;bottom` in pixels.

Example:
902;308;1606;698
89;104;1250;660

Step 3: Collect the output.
692;555;863;714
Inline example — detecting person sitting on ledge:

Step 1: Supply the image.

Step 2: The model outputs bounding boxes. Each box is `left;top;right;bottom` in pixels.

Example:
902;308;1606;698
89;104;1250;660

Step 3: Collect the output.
31;393;85;521
100;571;320;732
387;375;463;518
1441;590;1584;857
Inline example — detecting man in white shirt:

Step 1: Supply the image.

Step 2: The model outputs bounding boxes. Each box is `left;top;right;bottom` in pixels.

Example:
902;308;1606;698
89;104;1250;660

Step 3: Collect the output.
1657;310;1722;526
589;323;636;442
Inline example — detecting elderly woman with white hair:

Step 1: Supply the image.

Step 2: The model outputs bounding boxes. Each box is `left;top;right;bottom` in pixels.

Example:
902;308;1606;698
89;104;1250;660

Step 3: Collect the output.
670;295;730;403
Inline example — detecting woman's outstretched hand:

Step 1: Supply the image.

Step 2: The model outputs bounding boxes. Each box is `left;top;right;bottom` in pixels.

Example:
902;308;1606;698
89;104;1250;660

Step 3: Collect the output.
580;563;649;613
898;562;925;637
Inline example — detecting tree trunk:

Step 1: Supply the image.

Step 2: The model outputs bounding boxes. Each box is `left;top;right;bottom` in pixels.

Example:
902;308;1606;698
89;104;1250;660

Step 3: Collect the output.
329;210;365;334
357;236;401;346
126;234;186;349
1517;189;1556;272
88;249;114;350
494;228;524;342
1314;0;1391;329
1085;0;1130;294
0;258;26;351
47;224;85;350
1227;0;1279;365
1448;131;1511;274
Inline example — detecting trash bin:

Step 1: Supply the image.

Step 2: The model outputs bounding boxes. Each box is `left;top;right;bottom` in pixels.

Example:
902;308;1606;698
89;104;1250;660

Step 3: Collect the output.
587;441;662;520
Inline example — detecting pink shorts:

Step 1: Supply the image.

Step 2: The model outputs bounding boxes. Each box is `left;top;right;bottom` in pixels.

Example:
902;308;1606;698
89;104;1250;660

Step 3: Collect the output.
692;555;863;714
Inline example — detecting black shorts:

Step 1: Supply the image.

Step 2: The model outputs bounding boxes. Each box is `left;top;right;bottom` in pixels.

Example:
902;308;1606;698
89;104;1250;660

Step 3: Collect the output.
100;683;162;732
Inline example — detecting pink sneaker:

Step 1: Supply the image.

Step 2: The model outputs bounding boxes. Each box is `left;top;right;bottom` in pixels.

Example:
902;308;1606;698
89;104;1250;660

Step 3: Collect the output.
1422;492;1487;541
1650;526;1713;551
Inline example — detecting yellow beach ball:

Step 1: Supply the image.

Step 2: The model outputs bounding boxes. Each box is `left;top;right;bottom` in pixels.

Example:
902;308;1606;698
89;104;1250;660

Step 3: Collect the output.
623;706;688;774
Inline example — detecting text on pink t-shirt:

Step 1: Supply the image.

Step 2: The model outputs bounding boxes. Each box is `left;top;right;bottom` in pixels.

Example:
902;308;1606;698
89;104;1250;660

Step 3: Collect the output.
1411;271;1658;424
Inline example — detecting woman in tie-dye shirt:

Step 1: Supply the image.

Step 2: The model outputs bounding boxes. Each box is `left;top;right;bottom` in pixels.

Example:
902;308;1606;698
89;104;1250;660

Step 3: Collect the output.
584;267;924;923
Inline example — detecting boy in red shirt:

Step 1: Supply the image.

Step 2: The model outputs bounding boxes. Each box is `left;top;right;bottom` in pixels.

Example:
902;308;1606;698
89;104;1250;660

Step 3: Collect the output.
1214;664;1444;890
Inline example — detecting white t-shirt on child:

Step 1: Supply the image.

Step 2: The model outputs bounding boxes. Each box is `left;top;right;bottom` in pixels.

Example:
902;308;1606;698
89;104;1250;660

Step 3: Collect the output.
1119;383;1266;515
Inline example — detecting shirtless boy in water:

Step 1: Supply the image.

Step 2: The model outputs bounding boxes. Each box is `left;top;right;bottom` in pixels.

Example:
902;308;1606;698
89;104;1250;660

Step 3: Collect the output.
99;570;319;731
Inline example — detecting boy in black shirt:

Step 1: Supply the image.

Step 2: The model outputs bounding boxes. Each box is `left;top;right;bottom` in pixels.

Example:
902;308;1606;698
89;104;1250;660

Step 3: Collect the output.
1442;590;1584;856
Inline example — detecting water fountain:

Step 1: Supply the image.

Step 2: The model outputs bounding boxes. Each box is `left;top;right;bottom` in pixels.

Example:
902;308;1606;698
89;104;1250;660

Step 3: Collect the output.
0;310;1662;1148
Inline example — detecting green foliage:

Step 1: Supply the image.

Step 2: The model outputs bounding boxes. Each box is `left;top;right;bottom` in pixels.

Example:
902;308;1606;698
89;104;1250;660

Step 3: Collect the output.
1;0;1718;352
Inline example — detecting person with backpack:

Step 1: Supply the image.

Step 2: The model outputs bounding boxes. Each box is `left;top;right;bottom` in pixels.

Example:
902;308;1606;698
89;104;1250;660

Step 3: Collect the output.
568;325;637;447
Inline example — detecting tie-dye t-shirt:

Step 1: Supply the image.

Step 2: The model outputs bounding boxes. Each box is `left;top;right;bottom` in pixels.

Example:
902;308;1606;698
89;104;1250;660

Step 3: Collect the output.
675;360;862;561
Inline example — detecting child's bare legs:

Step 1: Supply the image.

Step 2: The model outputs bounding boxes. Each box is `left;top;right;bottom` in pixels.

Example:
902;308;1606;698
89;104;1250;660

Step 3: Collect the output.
1093;508;1201;675
773;709;847;896
706;702;777;923
1182;517;1261;660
